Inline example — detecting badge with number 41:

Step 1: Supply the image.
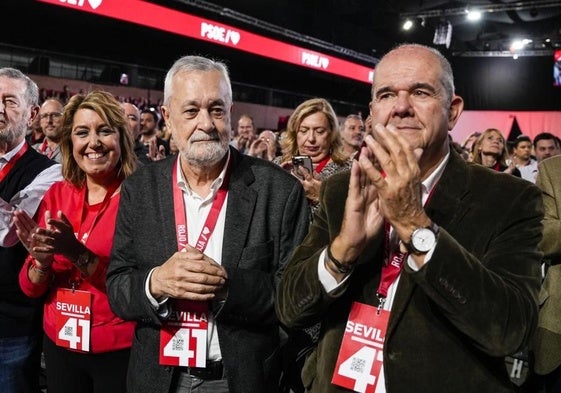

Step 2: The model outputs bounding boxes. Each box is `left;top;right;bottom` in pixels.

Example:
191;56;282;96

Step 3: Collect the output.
332;302;389;393
159;300;208;367
55;288;92;352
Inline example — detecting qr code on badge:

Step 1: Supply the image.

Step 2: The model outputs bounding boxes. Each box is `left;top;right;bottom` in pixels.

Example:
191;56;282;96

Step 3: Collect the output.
64;326;73;336
172;338;184;351
351;357;366;373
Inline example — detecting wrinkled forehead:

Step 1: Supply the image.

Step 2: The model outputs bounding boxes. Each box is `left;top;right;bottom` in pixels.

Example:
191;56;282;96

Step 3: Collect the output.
373;47;443;89
171;70;231;105
0;76;27;99
40;100;63;113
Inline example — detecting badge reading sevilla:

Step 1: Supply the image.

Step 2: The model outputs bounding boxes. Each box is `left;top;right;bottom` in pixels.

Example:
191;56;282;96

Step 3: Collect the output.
159;300;208;367
55;288;92;352
332;302;389;393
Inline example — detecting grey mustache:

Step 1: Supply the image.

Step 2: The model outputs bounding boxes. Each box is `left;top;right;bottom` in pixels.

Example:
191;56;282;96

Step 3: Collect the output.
190;131;220;142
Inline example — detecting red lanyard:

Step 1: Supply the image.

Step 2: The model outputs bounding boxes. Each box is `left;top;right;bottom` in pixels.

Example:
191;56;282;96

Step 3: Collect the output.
39;139;54;159
0;143;28;182
314;155;330;174
377;178;440;301
172;157;231;252
73;179;121;245
68;178;120;288
39;139;48;154
378;222;406;298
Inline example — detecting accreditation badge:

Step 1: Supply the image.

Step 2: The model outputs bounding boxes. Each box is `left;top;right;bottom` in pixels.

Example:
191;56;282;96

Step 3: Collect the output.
159;300;208;367
54;288;92;352
332;302;389;393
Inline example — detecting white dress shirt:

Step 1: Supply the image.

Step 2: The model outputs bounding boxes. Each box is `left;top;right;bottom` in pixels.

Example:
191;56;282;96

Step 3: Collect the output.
0;139;62;247
146;155;230;361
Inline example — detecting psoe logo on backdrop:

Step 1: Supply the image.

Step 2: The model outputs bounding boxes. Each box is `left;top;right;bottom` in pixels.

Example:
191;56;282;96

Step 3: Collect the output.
57;0;103;10
301;52;329;69
201;22;241;45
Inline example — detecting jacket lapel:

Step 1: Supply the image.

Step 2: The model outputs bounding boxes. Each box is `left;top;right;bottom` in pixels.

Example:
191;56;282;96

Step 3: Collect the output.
387;151;472;333
221;148;257;269
159;157;180;254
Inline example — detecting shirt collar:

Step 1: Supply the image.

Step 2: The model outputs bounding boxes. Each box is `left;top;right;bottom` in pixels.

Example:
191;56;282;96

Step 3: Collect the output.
421;151;450;197
176;151;231;198
0;139;26;162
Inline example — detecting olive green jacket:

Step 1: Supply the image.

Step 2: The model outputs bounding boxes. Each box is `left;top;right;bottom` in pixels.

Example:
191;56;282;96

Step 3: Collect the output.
533;155;561;375
276;151;544;393
536;155;561;262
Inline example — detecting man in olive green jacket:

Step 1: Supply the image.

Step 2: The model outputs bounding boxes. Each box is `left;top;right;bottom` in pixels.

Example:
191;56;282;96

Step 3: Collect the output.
533;155;561;391
536;155;561;266
276;44;544;393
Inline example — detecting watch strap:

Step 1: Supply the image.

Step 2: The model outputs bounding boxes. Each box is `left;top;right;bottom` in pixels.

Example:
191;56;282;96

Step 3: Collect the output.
74;249;92;269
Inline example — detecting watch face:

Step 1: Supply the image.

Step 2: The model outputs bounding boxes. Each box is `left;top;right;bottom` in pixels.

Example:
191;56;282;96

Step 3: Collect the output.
411;227;436;252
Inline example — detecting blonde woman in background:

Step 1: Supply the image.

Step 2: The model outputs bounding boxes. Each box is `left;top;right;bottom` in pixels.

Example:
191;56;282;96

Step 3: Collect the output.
471;128;520;177
274;98;351;211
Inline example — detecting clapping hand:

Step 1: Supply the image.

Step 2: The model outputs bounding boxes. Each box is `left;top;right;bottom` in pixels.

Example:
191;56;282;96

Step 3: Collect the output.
335;148;384;257
13;209;54;266
42;211;84;258
357;125;430;242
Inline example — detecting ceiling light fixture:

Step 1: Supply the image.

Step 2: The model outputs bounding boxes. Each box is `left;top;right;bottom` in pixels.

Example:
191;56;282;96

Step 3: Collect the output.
402;19;414;30
466;9;482;21
510;38;533;52
511;40;524;50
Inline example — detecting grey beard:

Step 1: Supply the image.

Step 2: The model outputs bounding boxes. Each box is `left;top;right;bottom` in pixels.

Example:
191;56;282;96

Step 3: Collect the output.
0;127;23;146
181;142;228;168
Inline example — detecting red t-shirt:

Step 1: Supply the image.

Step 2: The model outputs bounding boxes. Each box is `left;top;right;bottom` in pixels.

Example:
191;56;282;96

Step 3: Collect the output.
19;180;134;353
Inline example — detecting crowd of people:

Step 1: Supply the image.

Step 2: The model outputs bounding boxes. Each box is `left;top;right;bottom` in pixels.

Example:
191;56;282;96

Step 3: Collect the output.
1;43;560;393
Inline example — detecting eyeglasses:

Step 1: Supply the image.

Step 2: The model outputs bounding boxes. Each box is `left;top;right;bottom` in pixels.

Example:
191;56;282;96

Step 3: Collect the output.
39;112;63;120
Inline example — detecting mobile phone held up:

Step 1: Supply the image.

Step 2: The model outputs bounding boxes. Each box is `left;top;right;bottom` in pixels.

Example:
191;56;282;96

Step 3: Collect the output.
291;155;313;179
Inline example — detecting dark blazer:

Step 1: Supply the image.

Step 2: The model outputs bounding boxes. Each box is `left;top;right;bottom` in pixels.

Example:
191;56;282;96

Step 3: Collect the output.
276;151;544;393
0;145;57;337
106;147;310;393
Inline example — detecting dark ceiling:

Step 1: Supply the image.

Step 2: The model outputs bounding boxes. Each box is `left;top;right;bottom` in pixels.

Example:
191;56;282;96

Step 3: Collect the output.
196;0;561;58
2;0;561;112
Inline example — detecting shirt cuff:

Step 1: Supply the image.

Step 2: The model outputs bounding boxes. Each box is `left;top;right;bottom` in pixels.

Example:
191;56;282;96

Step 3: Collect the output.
145;267;170;317
318;247;350;293
406;241;437;271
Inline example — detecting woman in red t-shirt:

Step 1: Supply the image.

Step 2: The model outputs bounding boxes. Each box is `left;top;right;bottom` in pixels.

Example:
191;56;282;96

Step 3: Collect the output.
14;90;137;393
